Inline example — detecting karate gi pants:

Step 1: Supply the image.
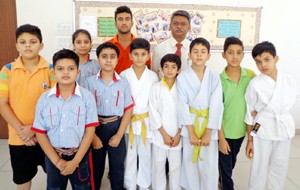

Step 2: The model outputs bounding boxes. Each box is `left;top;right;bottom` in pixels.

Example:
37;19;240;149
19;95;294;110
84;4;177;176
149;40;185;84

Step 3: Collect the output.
180;137;218;190
249;137;291;190
152;144;181;190
124;134;151;190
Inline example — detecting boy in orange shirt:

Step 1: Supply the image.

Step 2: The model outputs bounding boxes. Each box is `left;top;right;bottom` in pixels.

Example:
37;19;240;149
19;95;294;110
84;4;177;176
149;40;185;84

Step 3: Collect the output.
0;24;55;190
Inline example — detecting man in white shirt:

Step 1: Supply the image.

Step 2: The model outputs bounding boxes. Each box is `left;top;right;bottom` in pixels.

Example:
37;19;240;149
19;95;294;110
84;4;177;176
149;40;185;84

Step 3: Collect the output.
152;10;191;79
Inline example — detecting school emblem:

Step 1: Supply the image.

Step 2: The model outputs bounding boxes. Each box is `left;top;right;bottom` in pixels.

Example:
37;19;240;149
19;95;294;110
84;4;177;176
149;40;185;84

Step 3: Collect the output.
42;82;49;89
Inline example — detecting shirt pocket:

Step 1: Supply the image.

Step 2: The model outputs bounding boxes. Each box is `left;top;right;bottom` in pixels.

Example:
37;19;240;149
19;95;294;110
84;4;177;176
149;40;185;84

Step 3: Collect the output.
69;105;86;127
42;106;60;129
112;90;124;108
87;68;97;77
94;90;103;107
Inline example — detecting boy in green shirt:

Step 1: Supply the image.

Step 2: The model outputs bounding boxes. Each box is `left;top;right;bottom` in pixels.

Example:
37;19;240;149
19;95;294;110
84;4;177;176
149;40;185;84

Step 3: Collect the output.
218;37;255;190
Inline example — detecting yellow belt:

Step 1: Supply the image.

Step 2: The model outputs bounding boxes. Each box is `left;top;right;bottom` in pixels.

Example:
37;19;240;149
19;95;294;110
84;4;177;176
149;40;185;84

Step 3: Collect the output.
189;107;209;163
129;112;149;149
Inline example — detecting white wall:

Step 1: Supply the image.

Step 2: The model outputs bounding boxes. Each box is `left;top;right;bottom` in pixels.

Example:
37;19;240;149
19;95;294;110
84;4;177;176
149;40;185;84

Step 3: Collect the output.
16;0;300;128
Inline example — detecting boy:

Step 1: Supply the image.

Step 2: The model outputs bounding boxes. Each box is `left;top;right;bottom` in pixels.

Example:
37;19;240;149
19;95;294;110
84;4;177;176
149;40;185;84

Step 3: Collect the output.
0;24;55;190
149;54;182;190
85;42;134;190
31;49;99;189
120;38;158;190
177;37;223;190
218;37;255;190
245;41;299;190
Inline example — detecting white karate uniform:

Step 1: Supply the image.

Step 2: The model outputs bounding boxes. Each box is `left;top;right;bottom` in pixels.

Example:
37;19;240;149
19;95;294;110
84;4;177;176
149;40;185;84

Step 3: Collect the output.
152;35;191;79
177;67;223;190
245;72;300;190
149;80;182;190
120;66;158;190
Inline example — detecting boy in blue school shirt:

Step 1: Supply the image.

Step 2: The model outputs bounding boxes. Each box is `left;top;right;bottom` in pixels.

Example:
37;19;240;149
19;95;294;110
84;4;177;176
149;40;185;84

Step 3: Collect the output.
85;42;134;190
32;49;99;190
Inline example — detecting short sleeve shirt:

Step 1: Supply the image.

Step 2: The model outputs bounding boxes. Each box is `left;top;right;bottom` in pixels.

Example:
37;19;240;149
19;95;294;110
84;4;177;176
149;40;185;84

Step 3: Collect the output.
220;67;255;139
84;70;135;116
77;57;101;88
0;56;56;145
32;84;99;148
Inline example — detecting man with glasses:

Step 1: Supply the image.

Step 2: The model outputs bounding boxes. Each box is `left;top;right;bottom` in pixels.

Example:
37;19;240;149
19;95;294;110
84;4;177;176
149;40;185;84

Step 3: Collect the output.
152;10;192;78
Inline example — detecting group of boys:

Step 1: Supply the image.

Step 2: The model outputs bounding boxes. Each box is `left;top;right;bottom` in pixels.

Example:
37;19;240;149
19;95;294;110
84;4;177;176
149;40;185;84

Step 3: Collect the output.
0;5;299;190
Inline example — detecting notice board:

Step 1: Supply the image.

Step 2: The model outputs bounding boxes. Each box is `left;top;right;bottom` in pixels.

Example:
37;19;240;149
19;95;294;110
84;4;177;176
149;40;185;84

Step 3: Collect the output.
74;1;261;51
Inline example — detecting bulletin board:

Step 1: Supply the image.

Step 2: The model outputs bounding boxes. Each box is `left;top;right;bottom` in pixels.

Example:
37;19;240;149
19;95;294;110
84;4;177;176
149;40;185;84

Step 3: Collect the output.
74;1;261;51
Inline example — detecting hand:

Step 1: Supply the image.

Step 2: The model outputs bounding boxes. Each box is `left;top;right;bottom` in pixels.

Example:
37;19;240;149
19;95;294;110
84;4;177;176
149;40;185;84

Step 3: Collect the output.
200;129;211;146
162;133;173;147
92;135;103;149
219;138;231;155
60;160;78;176
170;131;181;147
108;134;122;147
246;140;254;160
24;137;36;146
188;131;201;146
56;159;67;172
251;110;257;118
19;125;35;142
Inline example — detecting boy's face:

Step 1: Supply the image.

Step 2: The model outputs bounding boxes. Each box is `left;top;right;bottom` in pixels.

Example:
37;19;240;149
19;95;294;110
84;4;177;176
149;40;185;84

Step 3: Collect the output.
98;48;118;72
170;16;190;40
16;32;44;60
129;49;150;68
115;12;133;34
189;43;211;67
222;44;244;68
254;52;278;77
162;61;180;79
54;58;79;86
73;33;92;56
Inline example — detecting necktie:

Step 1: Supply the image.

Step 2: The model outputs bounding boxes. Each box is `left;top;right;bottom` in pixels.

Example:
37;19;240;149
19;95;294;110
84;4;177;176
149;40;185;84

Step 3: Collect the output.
175;43;182;58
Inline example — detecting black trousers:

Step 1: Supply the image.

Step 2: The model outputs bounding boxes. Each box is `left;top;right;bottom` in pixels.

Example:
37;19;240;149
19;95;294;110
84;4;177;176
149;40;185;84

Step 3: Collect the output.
219;136;244;190
92;117;126;190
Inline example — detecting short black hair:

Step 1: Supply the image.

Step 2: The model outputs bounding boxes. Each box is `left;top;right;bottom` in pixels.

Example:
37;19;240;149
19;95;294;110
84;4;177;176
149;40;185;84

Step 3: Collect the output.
160;54;182;69
189;37;210;53
72;29;91;44
252;41;277;58
171;10;191;24
53;49;79;69
114;6;132;21
130;38;150;53
96;42;120;58
223;36;244;52
16;24;42;42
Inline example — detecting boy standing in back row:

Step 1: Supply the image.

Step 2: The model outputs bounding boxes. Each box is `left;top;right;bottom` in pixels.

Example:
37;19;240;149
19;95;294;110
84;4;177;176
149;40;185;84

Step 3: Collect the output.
0;24;55;190
218;37;255;190
245;41;299;190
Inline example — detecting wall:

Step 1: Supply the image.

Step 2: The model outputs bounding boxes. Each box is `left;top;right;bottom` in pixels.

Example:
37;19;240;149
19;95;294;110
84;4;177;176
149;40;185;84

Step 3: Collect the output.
16;0;300;127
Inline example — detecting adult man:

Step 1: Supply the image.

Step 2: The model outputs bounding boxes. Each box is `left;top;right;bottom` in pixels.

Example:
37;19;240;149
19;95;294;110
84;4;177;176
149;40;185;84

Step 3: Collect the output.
108;6;151;74
152;10;191;78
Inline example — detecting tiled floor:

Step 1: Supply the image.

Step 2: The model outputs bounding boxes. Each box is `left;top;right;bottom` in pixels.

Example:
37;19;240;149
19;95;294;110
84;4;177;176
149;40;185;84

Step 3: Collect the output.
1;136;300;190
